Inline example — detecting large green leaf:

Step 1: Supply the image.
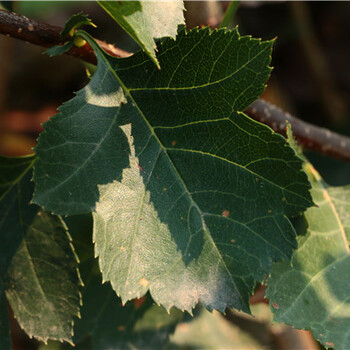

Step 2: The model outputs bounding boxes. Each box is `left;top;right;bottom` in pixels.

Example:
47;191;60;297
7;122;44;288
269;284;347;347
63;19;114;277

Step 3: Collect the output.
63;216;182;350
98;0;184;68
34;28;312;313
0;158;82;344
267;164;350;349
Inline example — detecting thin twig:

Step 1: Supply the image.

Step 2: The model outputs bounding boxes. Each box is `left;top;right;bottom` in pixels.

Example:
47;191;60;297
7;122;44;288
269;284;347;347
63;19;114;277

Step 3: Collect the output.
0;9;130;65
245;99;350;163
1;9;350;163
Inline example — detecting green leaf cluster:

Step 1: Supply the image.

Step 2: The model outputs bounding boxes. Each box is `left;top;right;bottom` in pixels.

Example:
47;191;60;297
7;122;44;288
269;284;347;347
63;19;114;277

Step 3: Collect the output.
5;2;349;349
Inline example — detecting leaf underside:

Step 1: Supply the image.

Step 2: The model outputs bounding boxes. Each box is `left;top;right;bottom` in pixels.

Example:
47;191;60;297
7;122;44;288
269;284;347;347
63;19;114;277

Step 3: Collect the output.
0;158;82;344
267;166;350;349
34;28;312;313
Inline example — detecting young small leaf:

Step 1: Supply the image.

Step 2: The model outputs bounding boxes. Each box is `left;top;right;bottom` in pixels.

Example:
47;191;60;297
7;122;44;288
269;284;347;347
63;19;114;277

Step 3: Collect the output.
61;12;96;38
45;12;96;57
98;0;185;68
267;164;350;349
45;40;74;57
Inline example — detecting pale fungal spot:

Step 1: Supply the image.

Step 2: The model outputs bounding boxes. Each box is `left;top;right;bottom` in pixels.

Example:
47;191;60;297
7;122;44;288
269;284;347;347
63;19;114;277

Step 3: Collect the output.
139;278;149;286
251;108;257;114
305;128;310;134
171;140;177;146
326;130;332;138
279;123;285;130
163;187;167;192
37;212;42;216
282;197;286;202
222;210;230;217
268;209;272;214
120;246;125;251
178;323;190;331
230;239;235;243
18;28;23;33
28;24;34;31
341;140;346;148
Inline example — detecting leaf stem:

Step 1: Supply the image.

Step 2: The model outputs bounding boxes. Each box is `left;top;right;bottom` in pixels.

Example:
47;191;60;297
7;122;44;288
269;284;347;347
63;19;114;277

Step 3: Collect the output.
220;0;239;28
